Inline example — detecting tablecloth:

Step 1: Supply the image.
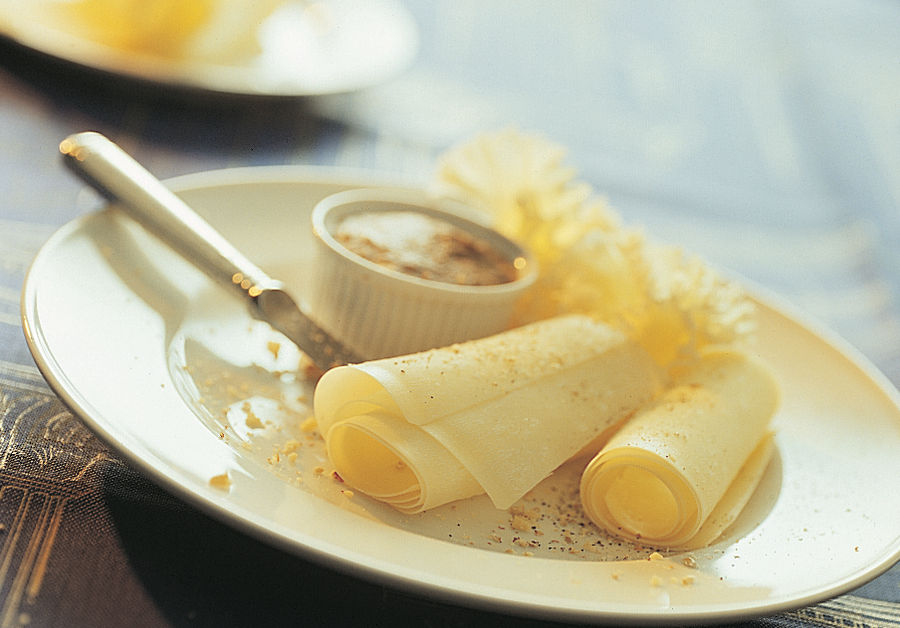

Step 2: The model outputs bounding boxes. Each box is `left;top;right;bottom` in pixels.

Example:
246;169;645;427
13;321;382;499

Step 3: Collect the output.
1;2;898;626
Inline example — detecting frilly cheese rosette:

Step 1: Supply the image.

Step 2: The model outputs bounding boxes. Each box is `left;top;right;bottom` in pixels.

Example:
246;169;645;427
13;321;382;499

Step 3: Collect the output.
433;129;757;373
314;315;663;513
580;350;779;549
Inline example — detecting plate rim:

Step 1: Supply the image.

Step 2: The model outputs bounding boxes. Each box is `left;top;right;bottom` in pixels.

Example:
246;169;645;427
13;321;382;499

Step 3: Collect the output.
20;164;900;624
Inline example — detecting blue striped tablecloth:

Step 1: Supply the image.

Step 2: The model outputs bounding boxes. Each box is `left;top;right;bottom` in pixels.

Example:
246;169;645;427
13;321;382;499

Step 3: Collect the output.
1;1;897;626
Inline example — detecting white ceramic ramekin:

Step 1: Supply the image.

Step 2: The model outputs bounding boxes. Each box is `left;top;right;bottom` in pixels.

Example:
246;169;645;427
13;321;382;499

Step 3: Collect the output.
309;188;536;360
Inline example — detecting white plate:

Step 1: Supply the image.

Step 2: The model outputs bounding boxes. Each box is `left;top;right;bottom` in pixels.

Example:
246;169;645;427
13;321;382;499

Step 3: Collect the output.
0;0;418;96
22;166;900;624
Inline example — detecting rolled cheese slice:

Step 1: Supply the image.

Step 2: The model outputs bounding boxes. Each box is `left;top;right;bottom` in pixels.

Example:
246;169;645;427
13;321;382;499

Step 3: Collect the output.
314;315;663;513
579;350;779;549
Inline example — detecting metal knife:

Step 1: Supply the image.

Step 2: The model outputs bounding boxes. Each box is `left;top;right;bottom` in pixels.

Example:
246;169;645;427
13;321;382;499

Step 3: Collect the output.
60;131;359;371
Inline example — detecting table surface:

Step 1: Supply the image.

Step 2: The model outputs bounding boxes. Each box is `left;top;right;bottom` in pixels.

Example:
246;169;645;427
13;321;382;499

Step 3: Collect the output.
1;2;899;626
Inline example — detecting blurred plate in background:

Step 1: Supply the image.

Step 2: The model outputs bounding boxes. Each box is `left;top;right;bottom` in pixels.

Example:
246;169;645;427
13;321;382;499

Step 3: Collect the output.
0;0;418;96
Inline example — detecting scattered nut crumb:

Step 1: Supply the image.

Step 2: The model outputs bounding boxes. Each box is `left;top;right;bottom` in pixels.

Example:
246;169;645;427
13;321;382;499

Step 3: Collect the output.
209;473;231;490
242;402;264;429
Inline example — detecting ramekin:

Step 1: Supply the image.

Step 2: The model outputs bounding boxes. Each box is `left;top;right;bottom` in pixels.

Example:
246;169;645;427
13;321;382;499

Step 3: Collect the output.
309;188;536;360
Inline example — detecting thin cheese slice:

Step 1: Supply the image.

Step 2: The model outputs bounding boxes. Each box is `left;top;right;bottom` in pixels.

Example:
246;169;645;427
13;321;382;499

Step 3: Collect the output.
315;315;663;513
579;350;779;549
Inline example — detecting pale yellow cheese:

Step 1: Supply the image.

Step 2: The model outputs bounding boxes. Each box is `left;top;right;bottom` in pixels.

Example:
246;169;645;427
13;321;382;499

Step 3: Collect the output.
579;350;779;549
314;315;663;513
60;0;215;57
58;0;283;62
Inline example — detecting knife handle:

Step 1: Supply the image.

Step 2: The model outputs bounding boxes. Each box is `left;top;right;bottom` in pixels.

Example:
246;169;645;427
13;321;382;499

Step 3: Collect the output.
60;131;276;302
60;131;358;370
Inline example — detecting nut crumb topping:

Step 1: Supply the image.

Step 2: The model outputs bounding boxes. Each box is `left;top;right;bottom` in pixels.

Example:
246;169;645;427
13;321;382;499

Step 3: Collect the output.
335;210;519;286
209;473;231;490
